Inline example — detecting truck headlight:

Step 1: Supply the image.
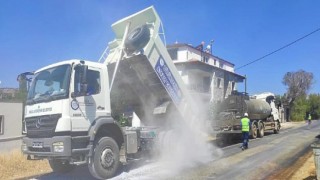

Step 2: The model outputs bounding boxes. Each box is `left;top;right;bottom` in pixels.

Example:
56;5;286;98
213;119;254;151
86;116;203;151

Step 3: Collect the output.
21;143;27;152
52;142;64;153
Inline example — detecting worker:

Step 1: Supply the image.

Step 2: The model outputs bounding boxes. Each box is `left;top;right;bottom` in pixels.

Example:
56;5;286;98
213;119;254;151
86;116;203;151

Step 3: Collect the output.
240;113;250;150
308;113;312;128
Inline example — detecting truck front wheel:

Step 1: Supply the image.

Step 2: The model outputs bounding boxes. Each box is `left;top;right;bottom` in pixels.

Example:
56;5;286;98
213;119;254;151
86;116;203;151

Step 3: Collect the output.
49;159;75;173
88;137;120;179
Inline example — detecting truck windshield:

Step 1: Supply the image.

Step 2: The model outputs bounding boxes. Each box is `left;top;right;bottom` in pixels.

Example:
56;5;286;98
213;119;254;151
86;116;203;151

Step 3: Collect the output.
27;64;71;104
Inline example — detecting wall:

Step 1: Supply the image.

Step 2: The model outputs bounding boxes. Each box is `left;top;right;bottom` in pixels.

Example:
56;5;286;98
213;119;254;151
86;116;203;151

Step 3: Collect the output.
212;70;225;102
0;102;23;139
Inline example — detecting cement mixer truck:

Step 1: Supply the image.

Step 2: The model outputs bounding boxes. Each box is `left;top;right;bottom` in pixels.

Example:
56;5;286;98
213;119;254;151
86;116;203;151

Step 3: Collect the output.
20;7;198;179
212;92;281;140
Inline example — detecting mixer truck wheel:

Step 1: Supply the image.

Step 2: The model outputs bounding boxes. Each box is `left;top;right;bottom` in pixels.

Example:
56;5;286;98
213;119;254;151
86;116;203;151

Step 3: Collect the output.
88;137;120;179
125;24;151;54
49;159;75;173
251;122;257;139
258;122;264;138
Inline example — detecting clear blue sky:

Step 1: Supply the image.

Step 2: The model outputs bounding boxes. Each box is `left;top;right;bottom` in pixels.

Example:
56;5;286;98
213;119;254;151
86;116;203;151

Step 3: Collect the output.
0;0;319;95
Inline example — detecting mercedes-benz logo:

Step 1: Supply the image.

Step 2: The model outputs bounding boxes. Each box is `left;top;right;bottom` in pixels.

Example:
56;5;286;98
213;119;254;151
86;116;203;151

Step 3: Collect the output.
35;118;42;129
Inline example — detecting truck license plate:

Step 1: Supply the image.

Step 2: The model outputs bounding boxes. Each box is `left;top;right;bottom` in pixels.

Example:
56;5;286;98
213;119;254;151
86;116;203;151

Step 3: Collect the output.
32;142;43;148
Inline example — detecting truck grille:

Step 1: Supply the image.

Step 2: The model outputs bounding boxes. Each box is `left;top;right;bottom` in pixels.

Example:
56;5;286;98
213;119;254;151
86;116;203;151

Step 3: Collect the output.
28;147;51;152
25;114;61;138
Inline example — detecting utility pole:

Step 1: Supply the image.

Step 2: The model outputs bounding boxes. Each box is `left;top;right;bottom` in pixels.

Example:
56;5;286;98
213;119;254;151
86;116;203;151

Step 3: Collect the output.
244;75;247;96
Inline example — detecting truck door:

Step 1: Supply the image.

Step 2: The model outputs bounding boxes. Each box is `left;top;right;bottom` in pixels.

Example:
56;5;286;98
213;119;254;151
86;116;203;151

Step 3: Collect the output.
70;66;106;132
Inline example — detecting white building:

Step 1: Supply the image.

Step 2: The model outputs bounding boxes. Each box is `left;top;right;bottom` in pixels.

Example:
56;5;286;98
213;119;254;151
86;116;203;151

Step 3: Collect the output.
167;43;245;104
0;102;23;152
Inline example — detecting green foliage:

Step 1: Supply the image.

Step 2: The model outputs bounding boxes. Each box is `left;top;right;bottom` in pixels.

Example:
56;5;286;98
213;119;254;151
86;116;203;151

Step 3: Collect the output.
287;94;320;121
118;116;130;127
290;96;308;121
15;91;28;102
0;89;27;103
308;93;320;119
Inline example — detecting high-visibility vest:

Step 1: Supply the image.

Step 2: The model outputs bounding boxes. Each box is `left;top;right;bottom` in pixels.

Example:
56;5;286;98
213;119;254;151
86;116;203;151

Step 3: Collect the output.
241;117;250;132
308;114;312;120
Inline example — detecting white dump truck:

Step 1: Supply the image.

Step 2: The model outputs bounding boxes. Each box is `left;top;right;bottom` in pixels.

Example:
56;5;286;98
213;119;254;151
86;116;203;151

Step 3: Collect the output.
20;7;198;179
213;92;281;140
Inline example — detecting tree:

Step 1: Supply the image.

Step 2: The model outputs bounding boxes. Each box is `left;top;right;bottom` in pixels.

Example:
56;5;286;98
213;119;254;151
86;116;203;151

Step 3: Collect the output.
283;70;314;104
290;96;308;121
282;70;314;105
308;93;320;119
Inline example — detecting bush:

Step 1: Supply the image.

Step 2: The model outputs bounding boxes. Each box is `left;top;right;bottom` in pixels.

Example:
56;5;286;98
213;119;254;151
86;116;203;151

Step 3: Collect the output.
288;94;320;121
290;97;308;121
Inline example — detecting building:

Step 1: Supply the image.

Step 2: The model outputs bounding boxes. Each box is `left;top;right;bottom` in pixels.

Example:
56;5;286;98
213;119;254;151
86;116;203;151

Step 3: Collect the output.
167;43;245;104
0;102;23;152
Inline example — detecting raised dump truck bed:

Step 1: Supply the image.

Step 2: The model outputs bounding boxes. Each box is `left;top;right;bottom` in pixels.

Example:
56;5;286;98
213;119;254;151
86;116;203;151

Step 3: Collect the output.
105;7;197;126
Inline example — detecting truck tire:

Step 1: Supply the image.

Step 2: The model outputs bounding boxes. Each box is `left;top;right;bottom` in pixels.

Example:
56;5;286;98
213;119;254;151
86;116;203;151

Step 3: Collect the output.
274;121;280;134
125;25;150;54
258;122;264;138
251;122;257;139
49;159;75;173
88;137;120;179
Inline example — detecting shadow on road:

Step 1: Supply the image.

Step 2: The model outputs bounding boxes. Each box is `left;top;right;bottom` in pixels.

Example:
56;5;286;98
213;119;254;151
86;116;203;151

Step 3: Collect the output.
23;157;154;180
214;131;279;148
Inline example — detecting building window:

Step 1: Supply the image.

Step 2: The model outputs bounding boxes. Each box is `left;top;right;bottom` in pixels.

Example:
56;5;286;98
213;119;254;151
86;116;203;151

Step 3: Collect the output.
214;59;217;66
202;56;209;63
216;78;222;88
0;115;4;135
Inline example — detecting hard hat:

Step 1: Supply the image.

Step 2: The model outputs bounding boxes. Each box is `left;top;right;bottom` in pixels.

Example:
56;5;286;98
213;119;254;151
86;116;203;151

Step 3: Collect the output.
244;113;248;117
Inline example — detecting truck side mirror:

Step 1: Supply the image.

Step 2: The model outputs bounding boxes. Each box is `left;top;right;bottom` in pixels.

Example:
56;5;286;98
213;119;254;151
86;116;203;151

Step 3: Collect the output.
80;65;88;84
79;65;88;95
74;63;88;96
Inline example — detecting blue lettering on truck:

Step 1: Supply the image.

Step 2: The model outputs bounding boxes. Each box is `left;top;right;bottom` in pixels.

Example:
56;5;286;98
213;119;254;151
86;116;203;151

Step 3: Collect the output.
155;56;182;105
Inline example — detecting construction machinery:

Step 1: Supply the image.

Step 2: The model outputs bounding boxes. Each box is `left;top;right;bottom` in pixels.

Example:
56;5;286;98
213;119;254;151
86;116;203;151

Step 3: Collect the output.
212;92;281;141
20;6;198;179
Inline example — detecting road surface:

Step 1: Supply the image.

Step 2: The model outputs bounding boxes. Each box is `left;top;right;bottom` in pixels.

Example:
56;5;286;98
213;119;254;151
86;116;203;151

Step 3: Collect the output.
32;121;319;180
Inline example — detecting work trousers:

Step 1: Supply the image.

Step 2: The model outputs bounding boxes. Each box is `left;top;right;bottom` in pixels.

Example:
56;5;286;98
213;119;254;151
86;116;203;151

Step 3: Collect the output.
242;131;249;148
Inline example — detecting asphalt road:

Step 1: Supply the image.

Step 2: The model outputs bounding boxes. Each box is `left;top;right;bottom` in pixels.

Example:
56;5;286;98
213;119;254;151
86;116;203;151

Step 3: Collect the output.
32;121;320;180
174;121;320;180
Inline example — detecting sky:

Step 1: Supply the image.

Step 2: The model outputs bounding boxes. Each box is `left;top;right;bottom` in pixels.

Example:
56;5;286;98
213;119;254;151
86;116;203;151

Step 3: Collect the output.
0;0;319;95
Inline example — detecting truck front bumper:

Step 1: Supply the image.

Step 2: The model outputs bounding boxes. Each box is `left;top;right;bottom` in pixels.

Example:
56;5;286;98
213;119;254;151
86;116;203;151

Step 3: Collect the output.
22;136;72;157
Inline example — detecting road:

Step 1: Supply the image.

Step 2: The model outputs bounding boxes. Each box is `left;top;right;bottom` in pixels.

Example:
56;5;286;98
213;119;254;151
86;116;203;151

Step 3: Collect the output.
32;121;319;180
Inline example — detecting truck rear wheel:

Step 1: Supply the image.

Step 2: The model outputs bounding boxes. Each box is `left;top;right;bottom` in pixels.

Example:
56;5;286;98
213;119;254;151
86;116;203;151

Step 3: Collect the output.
251;122;257;139
88;137;120;179
258;122;264;138
49;159;75;173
